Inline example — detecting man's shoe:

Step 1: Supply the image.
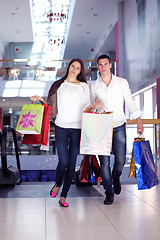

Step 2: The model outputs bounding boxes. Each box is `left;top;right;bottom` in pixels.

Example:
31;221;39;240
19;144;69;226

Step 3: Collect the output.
104;194;114;205
113;178;121;195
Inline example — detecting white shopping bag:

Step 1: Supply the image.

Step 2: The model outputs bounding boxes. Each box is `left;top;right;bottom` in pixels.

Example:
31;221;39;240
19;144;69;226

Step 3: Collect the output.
80;111;113;156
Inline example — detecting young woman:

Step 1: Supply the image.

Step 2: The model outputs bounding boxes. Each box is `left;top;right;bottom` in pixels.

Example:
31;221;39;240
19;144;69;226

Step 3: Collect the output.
30;58;100;207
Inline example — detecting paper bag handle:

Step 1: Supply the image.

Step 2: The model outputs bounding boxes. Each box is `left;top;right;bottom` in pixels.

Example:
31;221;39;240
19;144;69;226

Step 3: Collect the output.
93;105;105;114
28;99;40;105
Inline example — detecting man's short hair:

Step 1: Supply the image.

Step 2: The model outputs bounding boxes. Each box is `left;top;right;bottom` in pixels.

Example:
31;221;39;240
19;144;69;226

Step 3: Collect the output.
97;54;111;63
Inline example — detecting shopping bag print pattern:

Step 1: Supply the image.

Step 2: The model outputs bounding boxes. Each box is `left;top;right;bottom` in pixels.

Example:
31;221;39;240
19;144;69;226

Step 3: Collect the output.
18;111;36;128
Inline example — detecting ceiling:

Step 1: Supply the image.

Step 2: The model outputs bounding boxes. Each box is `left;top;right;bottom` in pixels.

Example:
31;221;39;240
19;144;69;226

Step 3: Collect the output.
0;0;120;113
0;0;33;43
0;0;119;59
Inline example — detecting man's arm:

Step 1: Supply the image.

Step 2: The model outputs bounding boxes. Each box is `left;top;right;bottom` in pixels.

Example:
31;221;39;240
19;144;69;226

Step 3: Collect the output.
85;99;102;112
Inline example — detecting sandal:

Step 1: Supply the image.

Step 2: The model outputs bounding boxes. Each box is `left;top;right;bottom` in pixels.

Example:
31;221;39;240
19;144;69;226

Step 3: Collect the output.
59;200;69;207
50;185;60;198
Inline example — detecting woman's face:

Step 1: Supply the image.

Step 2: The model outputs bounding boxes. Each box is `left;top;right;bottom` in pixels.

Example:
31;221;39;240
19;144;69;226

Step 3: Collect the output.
68;61;81;78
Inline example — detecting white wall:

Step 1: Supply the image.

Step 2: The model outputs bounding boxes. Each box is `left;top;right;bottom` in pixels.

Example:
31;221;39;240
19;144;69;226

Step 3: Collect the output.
123;0;160;93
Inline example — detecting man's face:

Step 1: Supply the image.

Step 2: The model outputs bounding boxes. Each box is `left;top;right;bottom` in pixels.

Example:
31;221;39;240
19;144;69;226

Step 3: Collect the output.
97;58;112;76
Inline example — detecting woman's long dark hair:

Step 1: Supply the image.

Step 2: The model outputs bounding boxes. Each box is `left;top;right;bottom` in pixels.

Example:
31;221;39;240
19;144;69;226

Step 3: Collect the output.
61;58;87;83
48;58;87;98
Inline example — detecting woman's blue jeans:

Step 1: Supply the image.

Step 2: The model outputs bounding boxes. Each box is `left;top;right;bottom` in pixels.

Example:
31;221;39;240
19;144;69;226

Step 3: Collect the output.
55;125;81;198
99;123;126;196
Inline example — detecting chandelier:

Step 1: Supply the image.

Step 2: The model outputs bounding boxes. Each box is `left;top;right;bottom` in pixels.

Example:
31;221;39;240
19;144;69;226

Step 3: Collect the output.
47;11;67;23
49;37;65;46
31;0;71;63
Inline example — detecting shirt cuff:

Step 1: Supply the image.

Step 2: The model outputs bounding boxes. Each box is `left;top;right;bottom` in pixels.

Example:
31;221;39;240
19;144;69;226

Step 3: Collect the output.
130;110;142;120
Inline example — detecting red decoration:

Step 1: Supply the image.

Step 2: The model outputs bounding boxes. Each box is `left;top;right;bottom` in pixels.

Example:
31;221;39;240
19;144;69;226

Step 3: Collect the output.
47;11;66;22
91;48;94;52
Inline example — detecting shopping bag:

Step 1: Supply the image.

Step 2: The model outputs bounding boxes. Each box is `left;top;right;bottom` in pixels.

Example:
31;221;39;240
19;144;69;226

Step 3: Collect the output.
80;111;113;155
79;155;90;183
133;140;158;190
91;155;102;182
128;136;145;178
22;104;51;145
89;170;97;182
16;102;44;134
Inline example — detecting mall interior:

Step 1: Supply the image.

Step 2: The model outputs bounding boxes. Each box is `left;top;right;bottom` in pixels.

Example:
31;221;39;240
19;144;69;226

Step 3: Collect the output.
0;0;160;239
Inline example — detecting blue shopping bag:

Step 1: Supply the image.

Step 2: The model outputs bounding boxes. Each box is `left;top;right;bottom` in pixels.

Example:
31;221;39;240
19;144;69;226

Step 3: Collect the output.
133;140;158;190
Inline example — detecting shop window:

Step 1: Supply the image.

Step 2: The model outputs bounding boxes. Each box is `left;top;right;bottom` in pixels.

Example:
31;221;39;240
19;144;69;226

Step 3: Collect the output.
158;0;160;21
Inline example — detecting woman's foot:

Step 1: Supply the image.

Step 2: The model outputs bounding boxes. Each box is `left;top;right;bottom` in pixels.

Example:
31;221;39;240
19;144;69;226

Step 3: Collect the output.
50;185;60;198
59;197;69;207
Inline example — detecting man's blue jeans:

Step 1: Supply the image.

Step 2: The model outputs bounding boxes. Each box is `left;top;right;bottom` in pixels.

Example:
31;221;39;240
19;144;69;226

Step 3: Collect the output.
99;123;126;196
55;125;81;198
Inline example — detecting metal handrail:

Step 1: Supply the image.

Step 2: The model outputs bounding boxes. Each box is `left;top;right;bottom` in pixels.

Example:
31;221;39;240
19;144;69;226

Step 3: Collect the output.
1;125;22;181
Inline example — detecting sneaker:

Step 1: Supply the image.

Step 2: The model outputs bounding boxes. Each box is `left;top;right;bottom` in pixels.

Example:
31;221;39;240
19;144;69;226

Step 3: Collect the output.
104;194;114;205
113;178;121;195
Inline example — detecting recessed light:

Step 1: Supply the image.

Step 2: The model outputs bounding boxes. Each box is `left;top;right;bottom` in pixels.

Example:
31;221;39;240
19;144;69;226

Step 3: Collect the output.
2;99;5;102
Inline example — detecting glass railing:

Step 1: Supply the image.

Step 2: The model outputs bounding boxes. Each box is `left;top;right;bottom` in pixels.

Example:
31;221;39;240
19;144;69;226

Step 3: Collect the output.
0;59;117;82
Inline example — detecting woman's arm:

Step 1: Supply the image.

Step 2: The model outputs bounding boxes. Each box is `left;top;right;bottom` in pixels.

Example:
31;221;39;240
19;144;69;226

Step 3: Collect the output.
30;95;47;104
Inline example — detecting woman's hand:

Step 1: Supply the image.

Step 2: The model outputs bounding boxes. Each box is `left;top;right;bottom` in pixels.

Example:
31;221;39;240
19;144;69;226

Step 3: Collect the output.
30;95;47;104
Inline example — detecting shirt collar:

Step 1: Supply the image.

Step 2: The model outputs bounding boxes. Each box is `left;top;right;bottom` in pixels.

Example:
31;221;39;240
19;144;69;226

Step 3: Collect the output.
98;74;114;87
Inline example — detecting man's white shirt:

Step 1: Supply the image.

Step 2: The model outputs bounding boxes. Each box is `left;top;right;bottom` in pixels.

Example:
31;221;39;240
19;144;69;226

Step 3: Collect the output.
89;74;142;128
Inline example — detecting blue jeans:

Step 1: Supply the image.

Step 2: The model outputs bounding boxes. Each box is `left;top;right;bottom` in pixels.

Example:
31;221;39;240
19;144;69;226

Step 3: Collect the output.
55;125;81;198
99;123;126;196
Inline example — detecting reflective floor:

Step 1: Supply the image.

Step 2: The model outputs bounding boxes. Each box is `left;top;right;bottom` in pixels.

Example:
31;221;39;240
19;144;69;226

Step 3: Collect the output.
0;183;160;240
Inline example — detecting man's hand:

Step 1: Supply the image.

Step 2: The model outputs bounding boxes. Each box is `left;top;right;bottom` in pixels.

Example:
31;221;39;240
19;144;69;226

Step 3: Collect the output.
85;99;103;112
137;117;144;134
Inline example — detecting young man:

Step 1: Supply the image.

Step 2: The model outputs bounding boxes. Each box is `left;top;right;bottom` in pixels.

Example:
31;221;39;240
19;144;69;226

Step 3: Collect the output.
90;54;144;205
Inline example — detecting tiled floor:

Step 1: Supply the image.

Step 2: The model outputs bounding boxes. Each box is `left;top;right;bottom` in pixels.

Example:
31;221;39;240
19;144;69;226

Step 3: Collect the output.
0;183;160;240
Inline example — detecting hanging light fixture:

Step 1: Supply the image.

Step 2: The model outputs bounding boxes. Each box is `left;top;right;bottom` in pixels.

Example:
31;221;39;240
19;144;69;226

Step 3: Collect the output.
9;105;13;114
8;67;20;80
47;11;66;23
31;0;72;69
49;37;65;46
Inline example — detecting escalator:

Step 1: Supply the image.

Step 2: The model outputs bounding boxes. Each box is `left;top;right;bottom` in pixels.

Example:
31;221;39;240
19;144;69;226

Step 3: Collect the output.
0;125;22;187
